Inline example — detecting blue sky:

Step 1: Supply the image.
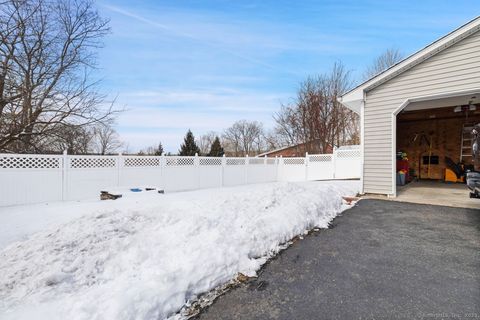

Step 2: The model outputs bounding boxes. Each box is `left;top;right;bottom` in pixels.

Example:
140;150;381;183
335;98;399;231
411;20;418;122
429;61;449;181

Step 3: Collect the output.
95;0;479;152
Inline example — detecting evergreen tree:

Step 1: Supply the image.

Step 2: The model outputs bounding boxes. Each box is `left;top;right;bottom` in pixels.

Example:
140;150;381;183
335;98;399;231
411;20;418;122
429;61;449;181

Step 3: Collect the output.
179;130;200;156
155;142;164;156
208;136;224;157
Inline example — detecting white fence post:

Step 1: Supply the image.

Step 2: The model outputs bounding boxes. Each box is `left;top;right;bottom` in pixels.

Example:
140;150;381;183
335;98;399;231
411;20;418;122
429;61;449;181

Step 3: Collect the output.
117;152;122;186
264;155;267;182
221;154;226;187
275;156;278;181
62;150;68;201
305;152;309;181
161;154;166;191
245;154;249;184
279;155;283;181
195;153;200;189
332;147;337;179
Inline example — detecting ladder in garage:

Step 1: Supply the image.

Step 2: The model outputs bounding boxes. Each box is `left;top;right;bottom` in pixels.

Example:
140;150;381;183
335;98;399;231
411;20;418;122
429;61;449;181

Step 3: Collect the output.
460;124;474;163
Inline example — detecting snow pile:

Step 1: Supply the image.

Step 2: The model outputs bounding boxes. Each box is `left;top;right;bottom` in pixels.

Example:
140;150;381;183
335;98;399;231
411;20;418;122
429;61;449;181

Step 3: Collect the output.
0;181;359;320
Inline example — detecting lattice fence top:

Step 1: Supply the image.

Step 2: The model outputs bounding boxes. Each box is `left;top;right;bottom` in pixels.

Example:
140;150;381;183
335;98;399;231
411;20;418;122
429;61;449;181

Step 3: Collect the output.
249;158;264;165
199;158;222;166
266;158;276;165
336;150;361;158
309;155;332;162
283;158;305;165
124;157;161;167
70;157;117;169
226;158;246;165
0;145;360;172
0;155;61;169
166;157;195;166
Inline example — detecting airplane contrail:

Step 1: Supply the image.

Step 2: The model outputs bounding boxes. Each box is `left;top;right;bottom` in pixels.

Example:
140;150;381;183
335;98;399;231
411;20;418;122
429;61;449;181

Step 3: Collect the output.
101;3;300;75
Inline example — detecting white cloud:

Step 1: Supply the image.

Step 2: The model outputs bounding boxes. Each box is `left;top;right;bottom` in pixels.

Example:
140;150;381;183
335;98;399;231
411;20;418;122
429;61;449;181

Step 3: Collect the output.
101;3;284;72
115;87;287;151
119;88;287;113
101;2;365;62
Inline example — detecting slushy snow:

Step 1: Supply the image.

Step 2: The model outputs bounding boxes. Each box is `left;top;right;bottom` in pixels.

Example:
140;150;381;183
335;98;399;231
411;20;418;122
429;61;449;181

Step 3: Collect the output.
0;180;359;320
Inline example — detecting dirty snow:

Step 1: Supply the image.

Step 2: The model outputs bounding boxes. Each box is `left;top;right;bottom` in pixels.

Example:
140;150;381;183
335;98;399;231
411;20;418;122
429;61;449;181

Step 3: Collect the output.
0;180;359;320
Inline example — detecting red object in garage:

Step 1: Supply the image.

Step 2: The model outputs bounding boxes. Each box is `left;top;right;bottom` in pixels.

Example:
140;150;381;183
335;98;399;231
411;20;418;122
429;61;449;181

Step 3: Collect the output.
397;159;410;182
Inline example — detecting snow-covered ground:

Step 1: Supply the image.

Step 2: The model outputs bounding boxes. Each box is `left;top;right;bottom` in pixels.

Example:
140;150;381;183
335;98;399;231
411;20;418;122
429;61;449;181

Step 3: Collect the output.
0;180;359;320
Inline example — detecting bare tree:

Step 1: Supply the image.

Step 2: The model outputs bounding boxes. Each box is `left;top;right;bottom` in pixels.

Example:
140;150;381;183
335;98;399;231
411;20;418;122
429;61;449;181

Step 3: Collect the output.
47;124;95;154
93;123;122;155
140;142;163;156
222;125;241;156
223;120;264;156
122;142;131;155
263;130;281;152
273;62;359;153
197;131;217;155
0;0;116;153
363;48;403;80
273;104;301;147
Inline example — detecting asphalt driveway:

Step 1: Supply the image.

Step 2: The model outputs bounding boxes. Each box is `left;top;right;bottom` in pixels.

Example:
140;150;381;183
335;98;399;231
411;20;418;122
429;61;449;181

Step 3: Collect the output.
197;199;480;320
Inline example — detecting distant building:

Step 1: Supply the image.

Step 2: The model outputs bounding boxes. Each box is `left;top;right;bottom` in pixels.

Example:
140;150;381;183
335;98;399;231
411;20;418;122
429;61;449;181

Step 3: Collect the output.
257;140;335;157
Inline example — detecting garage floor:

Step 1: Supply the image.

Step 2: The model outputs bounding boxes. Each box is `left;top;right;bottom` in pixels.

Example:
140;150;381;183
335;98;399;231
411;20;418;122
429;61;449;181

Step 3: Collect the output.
394;180;479;209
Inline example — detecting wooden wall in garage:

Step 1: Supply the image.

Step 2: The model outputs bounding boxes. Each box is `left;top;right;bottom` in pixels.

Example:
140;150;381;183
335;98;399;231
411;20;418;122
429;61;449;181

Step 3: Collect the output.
397;106;480;180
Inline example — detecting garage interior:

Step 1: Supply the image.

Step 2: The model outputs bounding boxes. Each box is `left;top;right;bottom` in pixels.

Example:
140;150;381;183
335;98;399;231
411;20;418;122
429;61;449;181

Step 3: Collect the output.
395;93;480;208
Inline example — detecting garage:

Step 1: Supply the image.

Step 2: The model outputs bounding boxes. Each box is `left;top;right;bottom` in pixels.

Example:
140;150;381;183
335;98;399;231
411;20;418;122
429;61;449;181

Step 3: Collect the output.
339;16;480;207
396;95;480;181
394;95;480;208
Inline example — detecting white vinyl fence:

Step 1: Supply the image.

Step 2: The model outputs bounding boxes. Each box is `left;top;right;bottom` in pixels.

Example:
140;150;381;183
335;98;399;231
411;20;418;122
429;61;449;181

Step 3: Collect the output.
0;147;360;206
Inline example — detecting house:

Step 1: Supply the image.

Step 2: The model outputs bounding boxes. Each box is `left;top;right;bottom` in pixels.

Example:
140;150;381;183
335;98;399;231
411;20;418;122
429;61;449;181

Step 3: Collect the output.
257;140;334;157
339;16;480;197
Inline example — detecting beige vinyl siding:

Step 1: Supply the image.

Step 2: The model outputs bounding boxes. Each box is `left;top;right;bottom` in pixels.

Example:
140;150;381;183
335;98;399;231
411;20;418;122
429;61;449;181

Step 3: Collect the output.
363;30;480;195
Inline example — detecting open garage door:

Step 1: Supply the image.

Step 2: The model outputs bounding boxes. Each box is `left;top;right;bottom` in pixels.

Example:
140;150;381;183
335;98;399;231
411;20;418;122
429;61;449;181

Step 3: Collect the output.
394;93;480;208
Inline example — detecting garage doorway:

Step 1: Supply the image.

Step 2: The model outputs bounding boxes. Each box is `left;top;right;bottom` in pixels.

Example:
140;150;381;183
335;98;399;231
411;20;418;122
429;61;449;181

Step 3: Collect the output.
394;93;480;208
